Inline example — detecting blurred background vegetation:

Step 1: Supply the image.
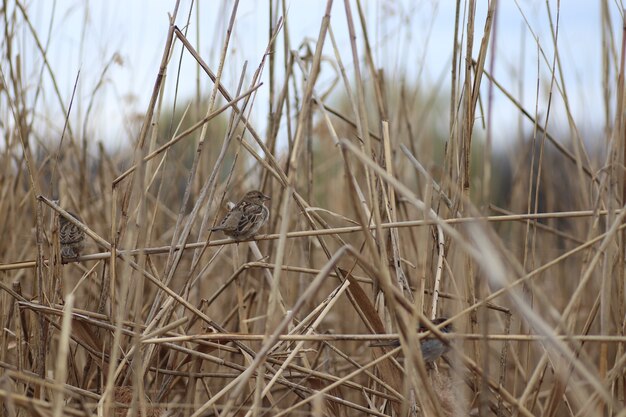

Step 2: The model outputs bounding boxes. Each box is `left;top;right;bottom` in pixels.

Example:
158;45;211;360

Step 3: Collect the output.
0;1;623;416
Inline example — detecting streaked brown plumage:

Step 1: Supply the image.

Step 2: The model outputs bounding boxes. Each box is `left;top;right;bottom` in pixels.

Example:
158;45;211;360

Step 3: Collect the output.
210;190;271;241
60;212;85;260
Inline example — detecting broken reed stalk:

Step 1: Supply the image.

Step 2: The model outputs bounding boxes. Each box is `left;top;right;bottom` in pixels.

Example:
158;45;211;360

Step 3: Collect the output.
1;1;625;416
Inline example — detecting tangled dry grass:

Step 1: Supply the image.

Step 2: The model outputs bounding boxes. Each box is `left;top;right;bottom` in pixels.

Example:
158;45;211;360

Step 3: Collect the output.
1;1;625;416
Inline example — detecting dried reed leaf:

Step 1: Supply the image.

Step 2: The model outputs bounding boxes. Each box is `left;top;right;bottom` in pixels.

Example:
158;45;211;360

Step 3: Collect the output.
340;268;404;401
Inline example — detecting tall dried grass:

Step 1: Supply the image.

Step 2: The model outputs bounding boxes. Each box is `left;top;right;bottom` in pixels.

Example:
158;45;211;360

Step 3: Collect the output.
0;1;624;416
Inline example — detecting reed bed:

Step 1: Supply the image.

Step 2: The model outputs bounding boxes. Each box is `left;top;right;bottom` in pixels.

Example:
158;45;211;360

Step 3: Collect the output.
0;1;624;416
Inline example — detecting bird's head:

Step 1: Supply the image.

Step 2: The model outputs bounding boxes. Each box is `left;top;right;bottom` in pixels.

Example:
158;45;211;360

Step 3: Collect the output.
419;317;453;334
242;190;271;204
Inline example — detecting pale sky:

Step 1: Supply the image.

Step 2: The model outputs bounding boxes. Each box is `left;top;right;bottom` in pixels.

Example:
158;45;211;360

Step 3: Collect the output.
22;1;621;150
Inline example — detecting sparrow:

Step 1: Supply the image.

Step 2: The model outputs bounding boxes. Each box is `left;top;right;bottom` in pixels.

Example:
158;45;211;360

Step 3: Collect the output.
370;317;453;363
210;190;271;241
59;212;85;261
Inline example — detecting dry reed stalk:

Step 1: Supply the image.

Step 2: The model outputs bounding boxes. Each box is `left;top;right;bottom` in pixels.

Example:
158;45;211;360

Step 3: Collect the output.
3;1;626;416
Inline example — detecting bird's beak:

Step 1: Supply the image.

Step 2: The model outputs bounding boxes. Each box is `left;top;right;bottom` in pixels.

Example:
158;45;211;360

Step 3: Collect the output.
264;195;271;201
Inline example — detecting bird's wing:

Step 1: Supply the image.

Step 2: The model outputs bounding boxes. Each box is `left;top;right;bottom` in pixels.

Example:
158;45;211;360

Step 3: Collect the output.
60;223;83;244
214;207;245;232
236;204;265;235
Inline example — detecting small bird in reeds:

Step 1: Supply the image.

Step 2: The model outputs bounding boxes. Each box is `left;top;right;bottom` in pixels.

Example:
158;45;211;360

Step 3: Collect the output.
370;317;453;363
210;190;271;241
59;212;85;261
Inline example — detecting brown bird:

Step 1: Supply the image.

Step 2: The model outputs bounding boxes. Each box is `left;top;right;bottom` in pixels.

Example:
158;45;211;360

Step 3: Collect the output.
59;212;85;261
370;317;453;363
210;190;271;241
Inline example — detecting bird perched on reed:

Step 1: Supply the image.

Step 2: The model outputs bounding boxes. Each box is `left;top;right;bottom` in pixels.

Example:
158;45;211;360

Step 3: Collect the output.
370;317;453;363
59;212;85;261
210;190;271;241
